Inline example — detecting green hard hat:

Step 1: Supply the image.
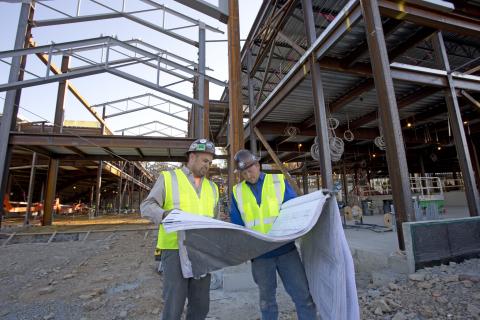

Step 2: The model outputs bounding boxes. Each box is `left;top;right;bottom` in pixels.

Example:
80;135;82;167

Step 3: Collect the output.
187;138;216;156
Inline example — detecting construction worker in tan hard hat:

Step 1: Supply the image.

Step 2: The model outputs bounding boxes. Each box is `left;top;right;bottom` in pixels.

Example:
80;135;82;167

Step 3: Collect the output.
230;149;317;320
141;138;219;320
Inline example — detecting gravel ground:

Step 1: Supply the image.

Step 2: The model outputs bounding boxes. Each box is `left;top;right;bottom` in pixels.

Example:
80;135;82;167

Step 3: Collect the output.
359;259;480;320
1;227;479;320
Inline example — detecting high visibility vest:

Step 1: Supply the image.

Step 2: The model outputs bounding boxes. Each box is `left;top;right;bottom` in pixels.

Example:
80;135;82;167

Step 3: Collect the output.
157;169;218;249
233;174;285;234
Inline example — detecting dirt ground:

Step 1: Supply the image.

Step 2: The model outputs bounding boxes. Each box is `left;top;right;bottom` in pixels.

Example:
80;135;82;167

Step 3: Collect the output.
1;215;479;319
0;216;294;320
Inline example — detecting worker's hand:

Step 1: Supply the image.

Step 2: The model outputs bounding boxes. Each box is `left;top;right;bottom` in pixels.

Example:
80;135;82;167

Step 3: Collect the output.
161;210;172;220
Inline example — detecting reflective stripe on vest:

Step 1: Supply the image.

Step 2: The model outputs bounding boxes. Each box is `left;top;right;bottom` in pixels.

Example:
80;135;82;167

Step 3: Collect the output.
233;174;285;234
157;169;218;249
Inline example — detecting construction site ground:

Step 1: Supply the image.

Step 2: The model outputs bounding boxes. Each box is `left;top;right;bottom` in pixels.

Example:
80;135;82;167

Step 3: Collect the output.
1;213;479;320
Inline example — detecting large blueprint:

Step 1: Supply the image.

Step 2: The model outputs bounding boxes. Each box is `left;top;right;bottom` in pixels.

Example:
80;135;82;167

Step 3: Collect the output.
163;190;359;320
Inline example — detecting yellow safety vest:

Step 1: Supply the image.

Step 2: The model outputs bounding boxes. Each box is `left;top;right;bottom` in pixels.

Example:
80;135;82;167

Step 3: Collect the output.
233;174;285;234
157;169;218;249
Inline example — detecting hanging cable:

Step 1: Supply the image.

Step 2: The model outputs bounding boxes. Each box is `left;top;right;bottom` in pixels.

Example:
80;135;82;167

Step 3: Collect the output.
343;113;354;142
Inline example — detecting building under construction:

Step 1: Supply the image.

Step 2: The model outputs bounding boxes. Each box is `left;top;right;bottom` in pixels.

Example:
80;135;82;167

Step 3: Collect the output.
0;0;479;318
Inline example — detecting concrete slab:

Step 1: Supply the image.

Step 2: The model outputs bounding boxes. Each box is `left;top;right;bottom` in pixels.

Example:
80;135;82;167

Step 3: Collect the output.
222;262;256;292
343;204;471;275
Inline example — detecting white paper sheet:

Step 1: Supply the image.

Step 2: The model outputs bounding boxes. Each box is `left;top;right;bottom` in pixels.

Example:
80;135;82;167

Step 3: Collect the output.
162;190;360;319
163;190;328;241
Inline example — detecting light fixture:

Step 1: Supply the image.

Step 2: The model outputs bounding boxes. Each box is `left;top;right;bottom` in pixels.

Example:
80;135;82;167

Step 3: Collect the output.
407;122;412;128
437;146;442;151
298;143;302;148
464;121;468;125
372;153;376;158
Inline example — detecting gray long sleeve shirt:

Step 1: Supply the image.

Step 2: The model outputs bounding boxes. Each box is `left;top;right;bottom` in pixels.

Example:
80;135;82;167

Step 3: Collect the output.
140;166;219;225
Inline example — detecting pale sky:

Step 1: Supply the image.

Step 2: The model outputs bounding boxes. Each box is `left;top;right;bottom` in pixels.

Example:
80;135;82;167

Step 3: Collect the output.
0;0;262;137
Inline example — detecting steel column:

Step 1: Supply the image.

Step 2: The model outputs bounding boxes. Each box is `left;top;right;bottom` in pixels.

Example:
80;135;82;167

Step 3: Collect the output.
360;0;414;250
197;23;206;138
95;161;103;216
302;173;309;194
43;160;58;225
342;162;349;205
467;138;480;190
118;162;123;214
43;55;69;225
94;106;106;217
0;3;33;227
227;0;244;193
24;152;37;226
246;48;257;155
203;79;210;139
431;32;480;216
301;0;333;189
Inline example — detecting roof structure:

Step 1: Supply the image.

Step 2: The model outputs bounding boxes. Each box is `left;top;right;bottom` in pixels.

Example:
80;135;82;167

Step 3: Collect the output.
212;0;480;174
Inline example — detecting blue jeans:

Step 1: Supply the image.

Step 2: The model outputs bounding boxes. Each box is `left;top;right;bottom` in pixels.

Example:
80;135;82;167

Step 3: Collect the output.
251;248;317;320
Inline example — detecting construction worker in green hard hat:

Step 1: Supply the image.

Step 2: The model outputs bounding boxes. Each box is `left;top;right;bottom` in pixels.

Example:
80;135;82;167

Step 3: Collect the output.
141;138;219;320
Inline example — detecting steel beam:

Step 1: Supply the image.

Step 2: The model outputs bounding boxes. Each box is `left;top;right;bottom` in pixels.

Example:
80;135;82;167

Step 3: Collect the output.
346;86;441;129
2;36;227;87
247;48;258;155
173;0;229;23
0;3;33;227
116;120;186;134
462;90;480;110
107;68;200;106
90;0;198;47
254;128;303;195
105;105;187;123
27;44;113;135
93;93;190;111
250;0;297;76
378;0;479;37
10;133;195;149
277;31;306;55
139;130;170;137
34;8;158;26
256;38;277;107
360;0;414;250
432;32;480;216
245;0;362;136
103;162;150;190
140;0;224;32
